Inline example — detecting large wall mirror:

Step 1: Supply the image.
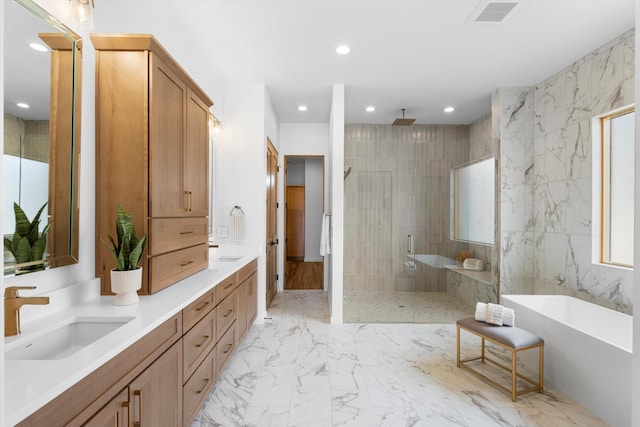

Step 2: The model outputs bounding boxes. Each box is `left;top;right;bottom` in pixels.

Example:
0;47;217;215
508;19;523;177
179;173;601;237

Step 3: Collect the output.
451;156;495;245
3;0;81;275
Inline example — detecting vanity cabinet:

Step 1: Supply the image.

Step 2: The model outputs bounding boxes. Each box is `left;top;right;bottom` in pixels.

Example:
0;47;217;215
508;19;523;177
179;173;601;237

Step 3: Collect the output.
91;34;213;296
83;388;129;427
17;314;183;426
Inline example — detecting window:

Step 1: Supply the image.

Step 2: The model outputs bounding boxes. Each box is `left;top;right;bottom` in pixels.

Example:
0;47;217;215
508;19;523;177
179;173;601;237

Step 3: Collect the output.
600;108;634;267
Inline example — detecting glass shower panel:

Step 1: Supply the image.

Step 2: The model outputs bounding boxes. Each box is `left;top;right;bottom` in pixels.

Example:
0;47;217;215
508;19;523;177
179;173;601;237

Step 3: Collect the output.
343;124;475;323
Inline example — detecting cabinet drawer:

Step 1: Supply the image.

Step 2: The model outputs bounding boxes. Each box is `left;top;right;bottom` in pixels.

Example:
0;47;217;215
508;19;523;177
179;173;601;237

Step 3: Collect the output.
183;290;215;333
236;258;257;284
215;324;236;381
149;243;208;293
183;308;216;383
216;291;237;337
215;275;236;302
149;217;208;255
183;349;215;426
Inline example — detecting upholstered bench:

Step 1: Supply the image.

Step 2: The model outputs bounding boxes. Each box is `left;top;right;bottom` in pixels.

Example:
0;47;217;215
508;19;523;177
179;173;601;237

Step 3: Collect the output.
456;317;544;401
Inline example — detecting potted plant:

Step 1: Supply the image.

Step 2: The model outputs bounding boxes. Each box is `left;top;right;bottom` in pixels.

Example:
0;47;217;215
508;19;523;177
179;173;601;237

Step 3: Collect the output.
4;202;51;275
102;204;147;305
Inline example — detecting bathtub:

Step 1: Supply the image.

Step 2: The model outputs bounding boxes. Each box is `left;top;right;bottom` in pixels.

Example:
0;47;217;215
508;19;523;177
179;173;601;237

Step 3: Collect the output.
502;294;632;427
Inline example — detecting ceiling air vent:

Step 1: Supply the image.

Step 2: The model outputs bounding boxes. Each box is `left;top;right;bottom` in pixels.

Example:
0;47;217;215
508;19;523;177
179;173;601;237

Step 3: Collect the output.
470;1;519;23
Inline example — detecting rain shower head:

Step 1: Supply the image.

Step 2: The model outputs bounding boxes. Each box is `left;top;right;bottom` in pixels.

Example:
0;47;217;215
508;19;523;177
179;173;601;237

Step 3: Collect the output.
392;108;415;126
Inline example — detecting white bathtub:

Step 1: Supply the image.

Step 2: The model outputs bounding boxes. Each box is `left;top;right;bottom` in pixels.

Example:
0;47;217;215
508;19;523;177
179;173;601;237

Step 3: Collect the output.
502;294;632;427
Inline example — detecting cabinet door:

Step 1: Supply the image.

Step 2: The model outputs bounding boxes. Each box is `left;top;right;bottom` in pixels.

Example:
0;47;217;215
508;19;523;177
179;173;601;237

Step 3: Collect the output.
150;54;187;218
129;341;182;426
184;88;210;217
247;272;258;325
236;280;249;340
82;388;129;427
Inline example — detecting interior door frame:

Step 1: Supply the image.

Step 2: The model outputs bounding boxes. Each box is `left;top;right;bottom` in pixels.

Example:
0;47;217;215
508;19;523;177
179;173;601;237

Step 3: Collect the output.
283;154;325;290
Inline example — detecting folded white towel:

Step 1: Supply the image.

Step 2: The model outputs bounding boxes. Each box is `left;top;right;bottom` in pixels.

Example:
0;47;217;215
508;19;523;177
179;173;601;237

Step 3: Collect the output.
502;307;515;327
486;303;504;326
475;302;487;322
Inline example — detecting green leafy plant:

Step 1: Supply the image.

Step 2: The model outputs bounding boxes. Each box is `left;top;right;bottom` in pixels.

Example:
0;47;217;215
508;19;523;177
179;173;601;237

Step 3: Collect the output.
4;202;51;274
101;204;147;271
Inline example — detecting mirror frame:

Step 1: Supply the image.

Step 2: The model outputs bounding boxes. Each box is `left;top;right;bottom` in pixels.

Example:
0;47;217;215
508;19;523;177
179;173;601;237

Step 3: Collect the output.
6;0;82;272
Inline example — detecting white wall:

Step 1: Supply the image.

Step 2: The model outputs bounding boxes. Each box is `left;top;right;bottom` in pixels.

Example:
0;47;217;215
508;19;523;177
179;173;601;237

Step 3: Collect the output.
633;8;640;427
329;85;344;323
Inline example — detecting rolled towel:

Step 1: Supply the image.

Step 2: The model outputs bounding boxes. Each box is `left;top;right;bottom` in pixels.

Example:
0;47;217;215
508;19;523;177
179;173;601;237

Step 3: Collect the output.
486;303;504;326
475;302;488;322
502;307;515;327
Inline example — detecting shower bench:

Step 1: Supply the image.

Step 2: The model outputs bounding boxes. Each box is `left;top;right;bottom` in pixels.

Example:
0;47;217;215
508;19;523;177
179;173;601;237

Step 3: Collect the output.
456;317;544;401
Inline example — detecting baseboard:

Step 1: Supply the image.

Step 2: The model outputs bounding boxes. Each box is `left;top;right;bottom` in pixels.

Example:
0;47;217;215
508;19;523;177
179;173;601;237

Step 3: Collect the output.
304;257;323;262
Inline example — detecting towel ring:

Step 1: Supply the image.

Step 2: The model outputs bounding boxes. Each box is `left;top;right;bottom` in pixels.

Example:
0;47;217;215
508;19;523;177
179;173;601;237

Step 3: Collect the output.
229;205;245;215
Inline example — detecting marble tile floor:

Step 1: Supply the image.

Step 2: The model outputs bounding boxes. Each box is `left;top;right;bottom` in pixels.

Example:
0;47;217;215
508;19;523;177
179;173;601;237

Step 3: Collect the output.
343;291;473;323
193;290;607;427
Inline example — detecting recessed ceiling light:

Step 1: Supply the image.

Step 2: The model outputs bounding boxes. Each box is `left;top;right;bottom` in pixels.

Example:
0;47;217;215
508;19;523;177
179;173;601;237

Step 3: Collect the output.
298;105;308;112
17;102;30;109
444;106;455;113
336;45;351;55
365;106;375;112
28;42;48;52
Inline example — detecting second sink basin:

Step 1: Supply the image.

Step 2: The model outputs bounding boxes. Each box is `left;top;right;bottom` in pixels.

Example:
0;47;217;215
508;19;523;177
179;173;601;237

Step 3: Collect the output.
214;256;242;262
5;316;135;360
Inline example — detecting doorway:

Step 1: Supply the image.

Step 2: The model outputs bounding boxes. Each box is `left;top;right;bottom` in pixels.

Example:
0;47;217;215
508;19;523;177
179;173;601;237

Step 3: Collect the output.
284;156;324;290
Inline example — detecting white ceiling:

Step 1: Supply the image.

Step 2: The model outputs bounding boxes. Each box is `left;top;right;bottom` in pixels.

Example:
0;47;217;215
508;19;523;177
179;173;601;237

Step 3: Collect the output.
8;0;636;126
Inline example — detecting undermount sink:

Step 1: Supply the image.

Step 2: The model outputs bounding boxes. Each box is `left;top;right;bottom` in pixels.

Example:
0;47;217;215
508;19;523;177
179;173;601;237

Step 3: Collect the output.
5;316;135;361
214;256;242;262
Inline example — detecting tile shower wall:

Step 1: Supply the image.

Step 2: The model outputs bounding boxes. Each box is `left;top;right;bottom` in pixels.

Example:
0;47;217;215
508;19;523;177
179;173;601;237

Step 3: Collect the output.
532;29;635;314
344;124;469;293
497;29;635;314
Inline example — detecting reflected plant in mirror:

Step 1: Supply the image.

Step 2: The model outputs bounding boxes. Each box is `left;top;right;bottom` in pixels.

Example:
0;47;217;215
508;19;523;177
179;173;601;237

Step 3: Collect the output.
451;156;495;245
4;202;51;275
3;0;82;275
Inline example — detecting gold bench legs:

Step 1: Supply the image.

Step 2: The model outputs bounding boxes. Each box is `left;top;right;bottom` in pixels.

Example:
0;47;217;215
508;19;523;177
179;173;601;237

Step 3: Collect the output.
456;324;544;402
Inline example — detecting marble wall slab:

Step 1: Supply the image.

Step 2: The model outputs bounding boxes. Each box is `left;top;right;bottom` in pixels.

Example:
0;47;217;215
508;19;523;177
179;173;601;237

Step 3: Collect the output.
499;29;635;314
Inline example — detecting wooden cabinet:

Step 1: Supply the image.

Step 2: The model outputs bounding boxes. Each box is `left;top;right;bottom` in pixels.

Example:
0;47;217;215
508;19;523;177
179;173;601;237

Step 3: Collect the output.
129;342;183;426
82;388;129;427
92;34;213;295
18;314;182;426
17;259;259;427
236;259;258;341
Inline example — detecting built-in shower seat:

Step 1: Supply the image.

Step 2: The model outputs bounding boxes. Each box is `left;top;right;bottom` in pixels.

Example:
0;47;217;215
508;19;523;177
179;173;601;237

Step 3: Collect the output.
456;317;544;402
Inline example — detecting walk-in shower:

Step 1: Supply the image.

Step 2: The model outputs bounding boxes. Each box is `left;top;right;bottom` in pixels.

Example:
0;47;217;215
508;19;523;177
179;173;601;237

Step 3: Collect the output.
343;122;496;323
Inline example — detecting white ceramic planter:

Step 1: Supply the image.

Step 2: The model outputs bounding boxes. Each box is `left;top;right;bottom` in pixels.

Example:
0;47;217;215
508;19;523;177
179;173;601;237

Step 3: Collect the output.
110;268;142;305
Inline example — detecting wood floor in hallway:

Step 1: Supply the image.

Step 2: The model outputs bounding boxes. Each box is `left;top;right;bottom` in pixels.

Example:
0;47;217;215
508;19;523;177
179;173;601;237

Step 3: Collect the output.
285;260;323;290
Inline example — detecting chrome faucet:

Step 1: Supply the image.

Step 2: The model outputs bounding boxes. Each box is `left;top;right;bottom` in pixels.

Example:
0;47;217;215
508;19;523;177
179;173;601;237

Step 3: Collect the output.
4;286;49;337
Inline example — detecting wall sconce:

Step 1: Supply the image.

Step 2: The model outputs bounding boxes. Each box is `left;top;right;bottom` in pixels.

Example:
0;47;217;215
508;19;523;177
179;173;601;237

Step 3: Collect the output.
69;0;94;29
209;113;222;134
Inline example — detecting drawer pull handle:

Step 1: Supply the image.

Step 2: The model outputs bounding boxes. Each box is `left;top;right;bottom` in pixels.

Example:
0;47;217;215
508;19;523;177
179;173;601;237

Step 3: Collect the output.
223;343;233;354
180;231;194;235
196;378;210;394
133;390;142;427
195;300;210;311
180;260;194;267
223;282;234;290
195;335;210;348
223;309;233;318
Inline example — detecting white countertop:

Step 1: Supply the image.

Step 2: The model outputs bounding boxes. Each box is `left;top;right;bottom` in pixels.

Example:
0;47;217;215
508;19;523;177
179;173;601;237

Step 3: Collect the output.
4;249;258;426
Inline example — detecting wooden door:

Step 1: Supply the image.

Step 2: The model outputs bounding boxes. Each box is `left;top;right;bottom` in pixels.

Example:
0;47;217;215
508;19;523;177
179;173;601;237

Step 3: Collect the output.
266;140;278;308
83;388;129;427
129;341;182;426
184;88;210;216
286;186;305;260
149;55;187;218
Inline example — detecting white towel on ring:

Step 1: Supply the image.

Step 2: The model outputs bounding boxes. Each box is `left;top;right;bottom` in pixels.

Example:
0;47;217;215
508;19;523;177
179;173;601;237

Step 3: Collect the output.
319;213;331;256
502;307;515;327
486;303;504;326
232;208;245;241
475;302;487;322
